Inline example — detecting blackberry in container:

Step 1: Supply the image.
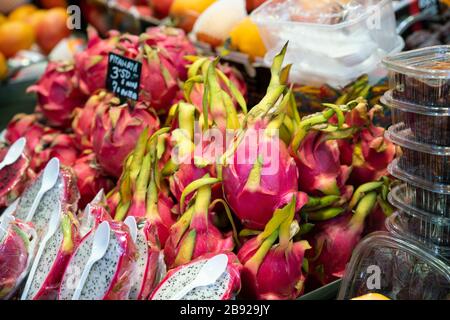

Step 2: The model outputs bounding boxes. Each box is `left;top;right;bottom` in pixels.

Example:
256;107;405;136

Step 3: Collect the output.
382;91;450;146
386;127;450;185
383;45;450;108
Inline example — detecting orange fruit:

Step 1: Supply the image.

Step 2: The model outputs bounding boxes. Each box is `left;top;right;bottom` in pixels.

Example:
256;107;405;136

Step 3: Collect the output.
170;0;216;32
351;293;391;300
35;8;70;54
24;10;46;30
9;4;38;22
0;14;6;26
230;18;266;60
0;51;8;80
0;21;35;58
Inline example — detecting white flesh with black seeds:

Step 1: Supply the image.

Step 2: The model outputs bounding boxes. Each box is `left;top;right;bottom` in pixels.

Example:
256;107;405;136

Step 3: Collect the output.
152;260;231;300
129;230;148;300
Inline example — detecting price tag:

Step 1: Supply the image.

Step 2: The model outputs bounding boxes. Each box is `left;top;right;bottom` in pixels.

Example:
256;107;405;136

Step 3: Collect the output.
106;53;142;102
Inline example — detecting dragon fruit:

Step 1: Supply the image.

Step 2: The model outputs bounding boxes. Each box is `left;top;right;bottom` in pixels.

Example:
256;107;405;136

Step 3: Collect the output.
237;198;310;300
14;165;79;238
144;26;197;80
31;133;80;172
306;183;381;285
78;190;112;239
129;221;166;300
0;148;35;208
91;98;160;178
73;151;115;210
5;113;56;157
58;220;137;300
72;91;119;151
27;61;87;128
140;44;181;112
151;253;242;300
21;213;79;300
75;28;140;95
0;219;37;300
164;175;234;268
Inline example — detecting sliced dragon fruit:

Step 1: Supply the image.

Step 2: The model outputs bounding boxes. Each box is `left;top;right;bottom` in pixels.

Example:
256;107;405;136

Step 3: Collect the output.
58;220;136;300
0;218;37;300
21;213;79;300
14;166;79;238
150;253;242;300
0;148;35;209
129;221;166;300
77;190;112;239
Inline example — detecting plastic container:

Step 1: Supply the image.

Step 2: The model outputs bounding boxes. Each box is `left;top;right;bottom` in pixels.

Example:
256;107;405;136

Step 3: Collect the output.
251;0;403;87
382;91;450;146
386;212;450;259
338;232;450;300
383;45;450;107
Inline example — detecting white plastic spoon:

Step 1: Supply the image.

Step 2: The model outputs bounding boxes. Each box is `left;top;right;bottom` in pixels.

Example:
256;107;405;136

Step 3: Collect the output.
0;199;19;241
124;216;137;243
170;254;228;300
21;203;61;300
0;138;26;171
72;221;111;300
25;158;60;222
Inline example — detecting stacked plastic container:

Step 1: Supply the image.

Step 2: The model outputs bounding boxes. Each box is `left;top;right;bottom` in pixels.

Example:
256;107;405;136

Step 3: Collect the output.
338;46;450;300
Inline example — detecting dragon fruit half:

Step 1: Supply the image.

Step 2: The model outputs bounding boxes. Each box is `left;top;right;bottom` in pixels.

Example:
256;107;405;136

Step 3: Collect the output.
306;183;381;285
58;220;136;300
164;175;234;268
73;151;115;210
151;253;242;300
0;219;37;300
91;98;160;178
238;197;311;300
0;148;35;208
144;26;197;80
14;165;79;238
27;61;87;128
21;213;79;300
75;28;140;95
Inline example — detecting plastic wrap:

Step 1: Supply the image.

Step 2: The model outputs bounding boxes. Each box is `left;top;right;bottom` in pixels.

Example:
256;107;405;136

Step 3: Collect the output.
0;219;37;300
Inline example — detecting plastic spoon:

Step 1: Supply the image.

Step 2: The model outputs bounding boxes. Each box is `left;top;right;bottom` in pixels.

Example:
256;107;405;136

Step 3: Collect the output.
0;199;19;241
170;254;228;300
21;203;61;300
124;216;137;243
0;138;26;171
72;221;111;300
25;158;60;222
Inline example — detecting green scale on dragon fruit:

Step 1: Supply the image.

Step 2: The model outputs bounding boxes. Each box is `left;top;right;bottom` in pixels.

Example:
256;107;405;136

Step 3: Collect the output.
14;167;79;238
59;222;135;300
151;253;242;300
22;215;77;300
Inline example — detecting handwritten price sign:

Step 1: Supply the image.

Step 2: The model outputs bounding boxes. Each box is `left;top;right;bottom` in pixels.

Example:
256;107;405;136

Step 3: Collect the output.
106;53;142;101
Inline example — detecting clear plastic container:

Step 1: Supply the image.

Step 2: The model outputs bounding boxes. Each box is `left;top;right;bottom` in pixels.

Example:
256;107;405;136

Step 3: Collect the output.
338;232;450;300
386;212;450;259
382;91;450;146
389;183;450;218
383;45;450;107
386;127;450;184
251;0;403;87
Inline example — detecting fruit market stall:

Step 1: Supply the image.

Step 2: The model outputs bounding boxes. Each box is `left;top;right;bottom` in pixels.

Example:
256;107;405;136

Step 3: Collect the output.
0;0;449;301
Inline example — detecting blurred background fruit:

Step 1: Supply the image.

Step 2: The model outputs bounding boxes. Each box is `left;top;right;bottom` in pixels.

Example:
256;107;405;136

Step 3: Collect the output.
38;0;68;9
170;0;217;32
8;3;38;21
0;0;29;15
0;20;35;58
35;7;70;54
152;0;174;18
0;14;6;26
0;51;8;80
230;17;266;60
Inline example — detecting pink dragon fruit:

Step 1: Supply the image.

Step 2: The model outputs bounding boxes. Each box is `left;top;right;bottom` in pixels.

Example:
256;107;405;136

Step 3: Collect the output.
0;148;35;208
144;26;197;80
237;198;311;300
5;113;56;157
140;44;180;112
58;220;137;300
31;133;80;172
0;219;37;300
72;91;119;151
27;61;87;128
306;187;380;285
75;28;140;95
164;175;234;268
151;253;242;300
73;151;115;210
91;99;160;178
21;213;79;300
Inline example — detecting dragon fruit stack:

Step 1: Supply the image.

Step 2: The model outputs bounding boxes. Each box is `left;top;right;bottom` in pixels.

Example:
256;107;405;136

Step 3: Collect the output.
0;27;399;300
